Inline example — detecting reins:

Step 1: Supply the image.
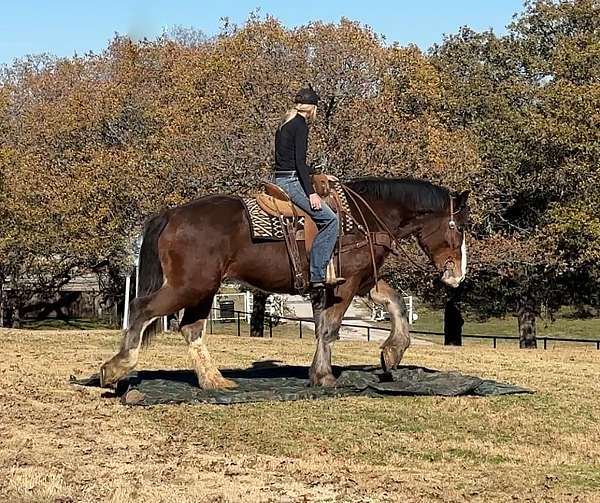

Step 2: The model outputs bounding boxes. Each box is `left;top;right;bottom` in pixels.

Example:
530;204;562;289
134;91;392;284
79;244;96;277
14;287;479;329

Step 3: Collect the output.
342;185;381;288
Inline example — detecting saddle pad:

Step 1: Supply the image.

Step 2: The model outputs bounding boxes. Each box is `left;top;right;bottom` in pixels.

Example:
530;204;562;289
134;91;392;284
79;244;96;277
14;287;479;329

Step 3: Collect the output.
329;180;355;231
243;197;303;240
243;181;355;241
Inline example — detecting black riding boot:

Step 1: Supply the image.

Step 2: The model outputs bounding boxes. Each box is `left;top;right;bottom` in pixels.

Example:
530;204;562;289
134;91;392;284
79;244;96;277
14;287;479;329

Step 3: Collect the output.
309;282;327;309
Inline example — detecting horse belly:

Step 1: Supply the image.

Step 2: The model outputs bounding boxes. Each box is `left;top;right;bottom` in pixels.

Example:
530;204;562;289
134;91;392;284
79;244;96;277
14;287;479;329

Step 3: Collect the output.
226;240;300;294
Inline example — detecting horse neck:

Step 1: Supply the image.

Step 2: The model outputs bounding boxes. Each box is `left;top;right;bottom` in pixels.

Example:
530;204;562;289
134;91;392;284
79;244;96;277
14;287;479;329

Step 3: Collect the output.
354;193;423;239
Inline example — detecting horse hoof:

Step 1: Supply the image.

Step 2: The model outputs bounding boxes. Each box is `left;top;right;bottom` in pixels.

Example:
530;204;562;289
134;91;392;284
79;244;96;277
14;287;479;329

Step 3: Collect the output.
380;347;403;372
218;377;238;389
99;363;115;388
310;373;337;387
100;360;128;388
200;374;238;390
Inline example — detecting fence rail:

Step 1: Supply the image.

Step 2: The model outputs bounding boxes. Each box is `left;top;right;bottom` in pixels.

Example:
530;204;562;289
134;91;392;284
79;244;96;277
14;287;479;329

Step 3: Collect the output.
208;307;600;350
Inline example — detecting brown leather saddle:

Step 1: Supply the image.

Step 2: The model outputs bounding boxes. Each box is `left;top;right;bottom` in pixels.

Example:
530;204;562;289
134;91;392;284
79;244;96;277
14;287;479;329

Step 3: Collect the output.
254;174;343;292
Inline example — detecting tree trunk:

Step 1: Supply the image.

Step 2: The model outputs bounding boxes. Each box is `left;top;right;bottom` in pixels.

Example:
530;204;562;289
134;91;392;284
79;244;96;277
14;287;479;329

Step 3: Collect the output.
13;304;22;329
518;299;537;349
0;276;4;328
250;290;268;337
444;297;463;346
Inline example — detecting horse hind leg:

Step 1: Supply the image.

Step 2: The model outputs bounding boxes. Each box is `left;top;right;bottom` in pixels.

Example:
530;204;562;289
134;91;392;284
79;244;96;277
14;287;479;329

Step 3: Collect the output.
370;280;411;371
180;299;237;390
100;285;182;388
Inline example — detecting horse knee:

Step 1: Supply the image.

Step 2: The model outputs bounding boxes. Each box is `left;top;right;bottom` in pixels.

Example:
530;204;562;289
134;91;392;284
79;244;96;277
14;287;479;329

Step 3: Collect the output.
181;322;205;345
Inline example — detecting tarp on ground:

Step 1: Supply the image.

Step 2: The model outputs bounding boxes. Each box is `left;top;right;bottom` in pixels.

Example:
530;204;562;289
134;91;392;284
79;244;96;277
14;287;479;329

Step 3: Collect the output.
71;361;532;406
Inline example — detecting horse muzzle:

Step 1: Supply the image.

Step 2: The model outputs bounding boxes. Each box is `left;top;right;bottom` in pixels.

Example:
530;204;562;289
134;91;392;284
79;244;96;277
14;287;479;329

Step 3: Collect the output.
441;269;465;288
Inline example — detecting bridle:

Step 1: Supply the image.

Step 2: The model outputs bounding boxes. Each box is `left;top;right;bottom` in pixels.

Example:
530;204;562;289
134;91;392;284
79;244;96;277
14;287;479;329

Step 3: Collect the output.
448;196;462;247
416;194;464;276
342;185;428;277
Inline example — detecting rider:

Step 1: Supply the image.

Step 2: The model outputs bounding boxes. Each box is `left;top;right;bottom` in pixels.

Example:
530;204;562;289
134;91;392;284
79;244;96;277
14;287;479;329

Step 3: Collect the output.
274;87;345;290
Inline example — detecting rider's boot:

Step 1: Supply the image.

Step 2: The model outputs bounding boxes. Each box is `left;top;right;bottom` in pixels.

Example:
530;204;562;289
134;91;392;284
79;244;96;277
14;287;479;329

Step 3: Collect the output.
309;281;328;310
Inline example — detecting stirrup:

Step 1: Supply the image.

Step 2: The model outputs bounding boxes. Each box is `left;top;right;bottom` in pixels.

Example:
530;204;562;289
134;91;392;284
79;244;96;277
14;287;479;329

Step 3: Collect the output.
309;280;326;290
309;277;346;290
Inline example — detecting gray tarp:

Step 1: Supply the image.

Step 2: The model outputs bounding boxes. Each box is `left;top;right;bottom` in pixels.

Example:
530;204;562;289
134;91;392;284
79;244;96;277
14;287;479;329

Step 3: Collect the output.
71;361;531;406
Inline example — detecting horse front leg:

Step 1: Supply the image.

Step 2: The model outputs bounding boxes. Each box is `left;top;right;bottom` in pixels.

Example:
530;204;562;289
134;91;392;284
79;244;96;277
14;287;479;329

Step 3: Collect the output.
309;280;358;386
370;279;411;371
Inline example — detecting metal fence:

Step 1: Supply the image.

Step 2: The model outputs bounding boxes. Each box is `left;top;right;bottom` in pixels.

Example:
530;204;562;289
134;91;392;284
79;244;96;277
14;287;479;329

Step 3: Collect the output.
209;307;600;350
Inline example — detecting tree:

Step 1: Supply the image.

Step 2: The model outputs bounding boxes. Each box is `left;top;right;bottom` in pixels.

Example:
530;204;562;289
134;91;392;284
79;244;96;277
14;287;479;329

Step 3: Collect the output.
250;290;268;337
444;290;464;346
429;0;600;345
3;7;597;335
1;18;482;325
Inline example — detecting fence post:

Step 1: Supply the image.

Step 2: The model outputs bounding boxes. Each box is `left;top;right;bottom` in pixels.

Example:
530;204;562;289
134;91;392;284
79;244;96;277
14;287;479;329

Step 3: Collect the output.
493;337;497;349
597;341;599;350
367;326;370;342
543;337;547;350
269;316;273;338
299;320;303;339
122;274;131;330
237;312;240;336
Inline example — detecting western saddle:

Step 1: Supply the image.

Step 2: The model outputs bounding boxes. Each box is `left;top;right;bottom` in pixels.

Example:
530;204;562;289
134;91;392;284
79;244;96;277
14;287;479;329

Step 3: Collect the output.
255;174;342;292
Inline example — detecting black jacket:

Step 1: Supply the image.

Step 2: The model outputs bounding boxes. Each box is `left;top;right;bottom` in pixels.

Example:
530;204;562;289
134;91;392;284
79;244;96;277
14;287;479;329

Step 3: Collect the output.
274;114;314;195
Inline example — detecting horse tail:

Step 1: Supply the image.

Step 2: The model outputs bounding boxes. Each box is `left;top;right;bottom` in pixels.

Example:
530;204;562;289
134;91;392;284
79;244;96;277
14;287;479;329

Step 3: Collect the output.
138;211;169;297
137;211;169;343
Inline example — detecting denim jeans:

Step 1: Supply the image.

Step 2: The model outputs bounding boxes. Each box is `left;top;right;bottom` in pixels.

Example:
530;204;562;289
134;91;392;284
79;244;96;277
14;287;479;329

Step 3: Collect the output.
274;175;339;283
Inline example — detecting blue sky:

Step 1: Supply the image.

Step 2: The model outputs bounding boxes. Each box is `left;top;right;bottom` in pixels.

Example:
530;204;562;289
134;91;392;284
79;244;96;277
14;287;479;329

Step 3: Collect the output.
1;1;525;66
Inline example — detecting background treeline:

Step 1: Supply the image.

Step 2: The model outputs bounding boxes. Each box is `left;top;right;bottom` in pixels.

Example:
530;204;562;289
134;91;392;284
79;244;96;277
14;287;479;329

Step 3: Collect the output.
1;0;598;342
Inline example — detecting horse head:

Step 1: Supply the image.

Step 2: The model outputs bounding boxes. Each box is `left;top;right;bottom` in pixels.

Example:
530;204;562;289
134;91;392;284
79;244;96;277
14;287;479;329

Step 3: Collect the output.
415;190;470;288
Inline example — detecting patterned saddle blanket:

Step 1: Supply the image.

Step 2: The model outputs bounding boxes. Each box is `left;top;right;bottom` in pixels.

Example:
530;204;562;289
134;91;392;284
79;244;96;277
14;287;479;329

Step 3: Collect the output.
243;180;356;241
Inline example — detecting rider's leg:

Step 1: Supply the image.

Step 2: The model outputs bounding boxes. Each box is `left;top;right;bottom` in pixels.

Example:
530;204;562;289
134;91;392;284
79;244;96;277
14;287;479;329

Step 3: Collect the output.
306;205;338;283
275;176;341;284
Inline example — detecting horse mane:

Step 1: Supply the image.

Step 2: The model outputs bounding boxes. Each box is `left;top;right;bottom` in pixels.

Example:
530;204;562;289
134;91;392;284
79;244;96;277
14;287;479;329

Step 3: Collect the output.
346;177;450;213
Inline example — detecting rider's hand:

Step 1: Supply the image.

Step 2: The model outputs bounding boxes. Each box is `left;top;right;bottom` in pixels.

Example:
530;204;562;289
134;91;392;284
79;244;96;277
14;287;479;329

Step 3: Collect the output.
309;193;322;210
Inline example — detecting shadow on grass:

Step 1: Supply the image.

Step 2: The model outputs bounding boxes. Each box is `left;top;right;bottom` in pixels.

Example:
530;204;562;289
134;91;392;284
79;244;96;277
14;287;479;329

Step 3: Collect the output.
19;318;116;331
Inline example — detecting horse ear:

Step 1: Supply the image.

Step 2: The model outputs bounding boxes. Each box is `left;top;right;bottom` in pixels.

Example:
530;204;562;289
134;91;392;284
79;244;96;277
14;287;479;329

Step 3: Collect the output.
456;190;470;210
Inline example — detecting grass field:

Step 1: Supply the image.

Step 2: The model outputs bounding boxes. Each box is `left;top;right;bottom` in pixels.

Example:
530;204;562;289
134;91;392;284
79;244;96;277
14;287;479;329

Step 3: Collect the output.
411;308;600;340
1;328;599;502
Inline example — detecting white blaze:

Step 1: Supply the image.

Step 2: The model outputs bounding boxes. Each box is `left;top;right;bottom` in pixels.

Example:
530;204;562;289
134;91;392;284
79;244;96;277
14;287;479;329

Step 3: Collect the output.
460;235;467;280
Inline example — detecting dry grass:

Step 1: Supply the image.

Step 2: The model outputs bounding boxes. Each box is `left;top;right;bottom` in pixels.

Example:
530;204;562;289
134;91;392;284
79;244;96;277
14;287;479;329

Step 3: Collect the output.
1;328;599;502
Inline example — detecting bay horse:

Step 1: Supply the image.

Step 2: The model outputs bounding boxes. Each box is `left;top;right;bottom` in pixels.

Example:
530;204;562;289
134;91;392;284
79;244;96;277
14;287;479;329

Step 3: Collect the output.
100;177;469;389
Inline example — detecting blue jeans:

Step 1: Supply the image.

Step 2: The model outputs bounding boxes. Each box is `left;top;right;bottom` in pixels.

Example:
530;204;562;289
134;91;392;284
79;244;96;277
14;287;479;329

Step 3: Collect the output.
275;175;339;283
